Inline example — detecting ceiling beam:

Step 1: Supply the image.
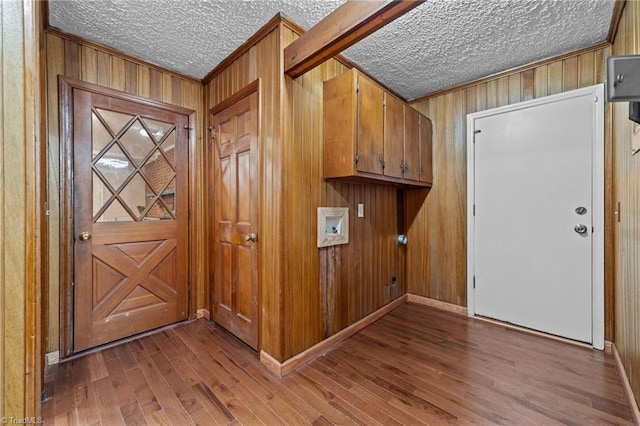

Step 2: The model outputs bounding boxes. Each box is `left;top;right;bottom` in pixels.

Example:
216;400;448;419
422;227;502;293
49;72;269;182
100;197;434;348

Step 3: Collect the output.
284;0;425;78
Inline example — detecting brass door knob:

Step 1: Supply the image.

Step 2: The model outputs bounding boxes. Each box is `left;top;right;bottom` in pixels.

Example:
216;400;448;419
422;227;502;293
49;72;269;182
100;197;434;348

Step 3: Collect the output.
78;231;92;241
244;233;257;242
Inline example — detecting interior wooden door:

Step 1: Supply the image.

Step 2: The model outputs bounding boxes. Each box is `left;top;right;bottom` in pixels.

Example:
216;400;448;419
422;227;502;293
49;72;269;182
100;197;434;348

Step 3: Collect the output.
210;90;259;350
72;88;189;352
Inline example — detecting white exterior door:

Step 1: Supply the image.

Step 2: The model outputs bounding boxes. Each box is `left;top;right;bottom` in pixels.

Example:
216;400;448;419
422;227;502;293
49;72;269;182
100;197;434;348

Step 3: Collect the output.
467;85;604;348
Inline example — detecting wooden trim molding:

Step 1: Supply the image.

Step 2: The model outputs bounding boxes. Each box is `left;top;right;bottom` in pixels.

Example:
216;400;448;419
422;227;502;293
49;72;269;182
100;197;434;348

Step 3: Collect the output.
209;79;260;115
605;340;613;354
607;0;627;44
202;14;284;84
260;295;408;377
58;76;74;357
44;27;200;85
196;309;210;320
411;41;611;102
612;343;640;424
24;0;45;416
407;294;468;316
284;0;424;78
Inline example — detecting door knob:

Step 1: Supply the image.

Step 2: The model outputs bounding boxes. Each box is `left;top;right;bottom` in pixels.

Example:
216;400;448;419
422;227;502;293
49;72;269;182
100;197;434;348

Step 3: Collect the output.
244;233;257;242
574;224;588;235
78;231;92;241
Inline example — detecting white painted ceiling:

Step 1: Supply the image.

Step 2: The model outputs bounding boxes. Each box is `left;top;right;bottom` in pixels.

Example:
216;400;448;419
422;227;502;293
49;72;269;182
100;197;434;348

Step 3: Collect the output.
49;0;616;100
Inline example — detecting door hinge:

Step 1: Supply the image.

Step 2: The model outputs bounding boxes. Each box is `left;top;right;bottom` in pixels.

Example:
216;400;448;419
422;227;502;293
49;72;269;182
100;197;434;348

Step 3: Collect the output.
184;125;193;140
355;153;359;164
473;276;476;289
473;204;476;216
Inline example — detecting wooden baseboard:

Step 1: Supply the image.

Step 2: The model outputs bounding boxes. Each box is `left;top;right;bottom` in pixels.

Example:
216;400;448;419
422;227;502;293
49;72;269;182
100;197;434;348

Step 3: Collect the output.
406;294;468;316
260;294;408;377
612;343;640;425
196;308;211;320
605;340;613;354
45;351;60;366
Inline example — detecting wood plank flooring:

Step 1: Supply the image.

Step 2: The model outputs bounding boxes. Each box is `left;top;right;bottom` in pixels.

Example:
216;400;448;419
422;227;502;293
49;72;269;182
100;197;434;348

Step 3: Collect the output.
42;303;634;425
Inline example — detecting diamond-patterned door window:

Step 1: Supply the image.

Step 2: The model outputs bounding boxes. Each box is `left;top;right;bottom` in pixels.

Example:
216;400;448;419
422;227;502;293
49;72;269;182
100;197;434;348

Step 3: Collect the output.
140;117;177;221
92;109;177;223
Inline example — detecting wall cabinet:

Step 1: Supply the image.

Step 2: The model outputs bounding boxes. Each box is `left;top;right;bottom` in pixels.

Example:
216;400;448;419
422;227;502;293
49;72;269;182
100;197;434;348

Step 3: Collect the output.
323;69;432;188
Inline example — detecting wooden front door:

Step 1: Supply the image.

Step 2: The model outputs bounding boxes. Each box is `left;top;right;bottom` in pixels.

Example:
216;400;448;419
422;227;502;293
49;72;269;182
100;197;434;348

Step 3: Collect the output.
72;87;189;352
210;90;259;350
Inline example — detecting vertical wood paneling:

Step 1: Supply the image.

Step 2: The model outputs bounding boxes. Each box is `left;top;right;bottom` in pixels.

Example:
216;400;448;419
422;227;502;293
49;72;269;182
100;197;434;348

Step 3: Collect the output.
44;32;204;353
110;57;125;91
283;27;404;359
612;0;640;409
2;0;43;416
205;22;406;361
80;46;97;84
547;60;564;94
205;28;285;359
408;45;612;338
521;69;534;101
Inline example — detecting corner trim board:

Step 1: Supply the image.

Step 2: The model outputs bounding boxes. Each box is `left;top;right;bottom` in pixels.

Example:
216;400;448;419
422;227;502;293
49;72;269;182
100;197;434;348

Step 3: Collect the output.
260;294;408;377
607;0;627;44
45;351;60;366
612;343;640;424
196;309;211;320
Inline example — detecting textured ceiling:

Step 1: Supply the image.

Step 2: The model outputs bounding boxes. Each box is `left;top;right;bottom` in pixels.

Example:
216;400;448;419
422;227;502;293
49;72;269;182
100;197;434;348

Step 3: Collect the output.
49;0;616;100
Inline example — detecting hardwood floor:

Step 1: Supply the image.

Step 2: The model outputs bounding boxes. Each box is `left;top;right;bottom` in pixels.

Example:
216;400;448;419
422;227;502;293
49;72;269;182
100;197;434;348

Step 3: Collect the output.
42;303;634;425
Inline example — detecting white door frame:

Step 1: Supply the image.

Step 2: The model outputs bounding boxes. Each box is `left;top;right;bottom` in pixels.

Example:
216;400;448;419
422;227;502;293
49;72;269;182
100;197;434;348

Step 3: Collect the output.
466;84;605;350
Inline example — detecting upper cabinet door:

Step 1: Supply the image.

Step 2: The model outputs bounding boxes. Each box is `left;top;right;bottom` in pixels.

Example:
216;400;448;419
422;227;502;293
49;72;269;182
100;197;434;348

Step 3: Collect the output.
384;93;405;179
356;75;384;175
404;107;421;182
420;115;433;184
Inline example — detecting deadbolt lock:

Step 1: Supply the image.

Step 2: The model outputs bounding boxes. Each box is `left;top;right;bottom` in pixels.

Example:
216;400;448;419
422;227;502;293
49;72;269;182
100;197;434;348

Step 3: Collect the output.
574;224;588;235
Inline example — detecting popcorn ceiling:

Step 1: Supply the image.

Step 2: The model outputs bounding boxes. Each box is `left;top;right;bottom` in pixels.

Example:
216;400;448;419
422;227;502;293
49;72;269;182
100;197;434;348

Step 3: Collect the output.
49;0;615;100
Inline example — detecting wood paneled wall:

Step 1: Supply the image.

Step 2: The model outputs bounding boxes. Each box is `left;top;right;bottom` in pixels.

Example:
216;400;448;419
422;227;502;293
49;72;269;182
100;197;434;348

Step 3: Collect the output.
204;24;285;359
205;19;406;361
611;0;640;408
282;28;406;358
1;0;43;416
408;46;614;337
44;31;205;353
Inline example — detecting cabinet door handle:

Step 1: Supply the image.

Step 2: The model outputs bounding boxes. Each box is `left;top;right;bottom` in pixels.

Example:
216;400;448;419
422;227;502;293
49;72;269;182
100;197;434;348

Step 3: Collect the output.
378;154;385;169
